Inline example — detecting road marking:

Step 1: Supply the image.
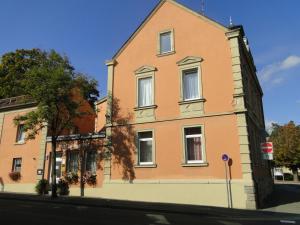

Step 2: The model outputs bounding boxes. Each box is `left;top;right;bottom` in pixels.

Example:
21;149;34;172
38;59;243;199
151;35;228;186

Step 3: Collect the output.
280;220;296;224
146;214;170;225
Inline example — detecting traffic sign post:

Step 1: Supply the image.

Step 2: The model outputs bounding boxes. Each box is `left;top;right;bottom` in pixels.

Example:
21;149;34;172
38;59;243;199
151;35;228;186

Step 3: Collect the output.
261;142;273;160
222;154;232;208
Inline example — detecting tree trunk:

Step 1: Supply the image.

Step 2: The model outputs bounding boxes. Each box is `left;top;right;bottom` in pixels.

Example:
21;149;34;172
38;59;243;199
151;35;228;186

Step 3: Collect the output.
51;136;58;198
292;168;299;182
80;151;85;197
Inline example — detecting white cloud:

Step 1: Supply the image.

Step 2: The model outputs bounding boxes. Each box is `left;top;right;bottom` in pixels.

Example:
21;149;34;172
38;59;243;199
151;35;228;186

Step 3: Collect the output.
258;55;300;83
281;55;300;69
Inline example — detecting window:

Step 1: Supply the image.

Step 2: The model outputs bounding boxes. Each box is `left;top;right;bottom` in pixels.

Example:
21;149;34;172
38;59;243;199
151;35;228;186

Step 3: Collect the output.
138;131;153;165
160;31;172;54
67;151;79;173
138;77;153;107
183;69;200;101
184;127;203;163
85;151;97;174
12;158;22;172
16;124;25;143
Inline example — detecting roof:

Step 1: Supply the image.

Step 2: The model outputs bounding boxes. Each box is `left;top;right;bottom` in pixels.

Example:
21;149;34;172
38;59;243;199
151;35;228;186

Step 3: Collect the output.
95;96;107;105
110;0;228;60
0;95;36;112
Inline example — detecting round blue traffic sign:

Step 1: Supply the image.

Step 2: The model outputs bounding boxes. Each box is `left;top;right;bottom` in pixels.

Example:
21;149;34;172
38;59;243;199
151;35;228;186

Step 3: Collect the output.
222;154;229;161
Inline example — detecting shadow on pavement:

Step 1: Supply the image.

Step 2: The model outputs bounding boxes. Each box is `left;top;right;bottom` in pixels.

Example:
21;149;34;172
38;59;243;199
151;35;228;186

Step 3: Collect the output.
263;183;300;208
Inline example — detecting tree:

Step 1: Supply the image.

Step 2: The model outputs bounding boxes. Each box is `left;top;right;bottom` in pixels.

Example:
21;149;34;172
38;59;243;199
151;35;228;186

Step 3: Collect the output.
0;49;47;99
270;121;300;181
9;49;99;197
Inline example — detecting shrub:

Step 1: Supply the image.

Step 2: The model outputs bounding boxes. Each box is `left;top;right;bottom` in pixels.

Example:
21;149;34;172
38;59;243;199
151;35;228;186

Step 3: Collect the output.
9;171;21;181
35;179;49;195
57;179;69;196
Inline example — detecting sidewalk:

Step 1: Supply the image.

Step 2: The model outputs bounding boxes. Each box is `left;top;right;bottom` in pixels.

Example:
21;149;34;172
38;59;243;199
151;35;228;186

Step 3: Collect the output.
0;192;299;220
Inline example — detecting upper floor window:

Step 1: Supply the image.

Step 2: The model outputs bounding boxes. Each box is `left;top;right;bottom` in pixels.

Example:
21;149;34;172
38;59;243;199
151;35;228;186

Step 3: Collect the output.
184;127;203;163
16;124;25;143
12;158;22;172
158;29;174;55
138;76;153;107
138;131;153;165
183;69;200;101
177;56;203;104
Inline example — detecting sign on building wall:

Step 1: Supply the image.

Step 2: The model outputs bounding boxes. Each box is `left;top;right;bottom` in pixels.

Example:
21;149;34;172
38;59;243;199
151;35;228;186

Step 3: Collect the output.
261;142;273;160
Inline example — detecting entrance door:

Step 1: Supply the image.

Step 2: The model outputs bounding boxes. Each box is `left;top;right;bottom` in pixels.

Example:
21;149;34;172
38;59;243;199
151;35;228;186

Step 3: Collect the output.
49;152;63;183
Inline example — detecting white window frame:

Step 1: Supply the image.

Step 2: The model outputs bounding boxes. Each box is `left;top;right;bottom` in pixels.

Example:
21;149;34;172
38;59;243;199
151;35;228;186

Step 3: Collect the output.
16;124;25;143
137;76;154;107
12;158;22;172
157;29;175;55
137;130;155;166
183;125;206;164
182;68;201;101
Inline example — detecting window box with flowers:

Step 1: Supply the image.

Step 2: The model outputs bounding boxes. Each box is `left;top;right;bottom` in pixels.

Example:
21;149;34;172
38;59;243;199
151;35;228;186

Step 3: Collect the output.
64;172;79;184
83;171;97;186
9;171;21;181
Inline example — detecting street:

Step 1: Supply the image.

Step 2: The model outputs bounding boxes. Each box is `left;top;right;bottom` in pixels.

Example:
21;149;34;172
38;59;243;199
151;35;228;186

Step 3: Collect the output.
0;198;299;225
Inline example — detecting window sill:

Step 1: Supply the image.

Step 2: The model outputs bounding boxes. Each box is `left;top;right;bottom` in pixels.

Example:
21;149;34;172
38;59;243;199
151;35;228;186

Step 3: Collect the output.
178;98;206;105
157;50;176;57
14;141;25;145
134;105;157;111
135;164;157;168
181;162;209;167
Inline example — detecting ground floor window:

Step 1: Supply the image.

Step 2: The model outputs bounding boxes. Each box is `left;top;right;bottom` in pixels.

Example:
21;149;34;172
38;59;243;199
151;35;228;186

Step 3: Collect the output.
138;131;153;165
85;150;97;174
12;158;22;172
67;151;79;173
184;127;203;163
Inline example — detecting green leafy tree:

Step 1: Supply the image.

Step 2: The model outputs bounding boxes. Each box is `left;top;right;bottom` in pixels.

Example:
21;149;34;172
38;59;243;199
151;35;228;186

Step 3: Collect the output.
0;49;48;98
270;121;300;181
7;49;99;197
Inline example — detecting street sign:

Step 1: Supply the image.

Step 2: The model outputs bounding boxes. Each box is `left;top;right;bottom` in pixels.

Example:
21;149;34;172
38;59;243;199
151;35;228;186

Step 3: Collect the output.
261;142;273;160
222;154;229;162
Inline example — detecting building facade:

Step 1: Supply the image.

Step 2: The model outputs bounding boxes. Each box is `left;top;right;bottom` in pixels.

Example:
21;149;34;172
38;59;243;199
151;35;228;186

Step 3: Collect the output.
0;0;272;209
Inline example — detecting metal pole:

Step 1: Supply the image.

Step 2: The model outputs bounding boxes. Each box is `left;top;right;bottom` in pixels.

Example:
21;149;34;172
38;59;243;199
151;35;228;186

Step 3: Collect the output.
225;161;231;208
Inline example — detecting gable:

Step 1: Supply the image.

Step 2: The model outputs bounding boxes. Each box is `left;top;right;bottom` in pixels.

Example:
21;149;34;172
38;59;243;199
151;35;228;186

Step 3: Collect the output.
111;0;228;61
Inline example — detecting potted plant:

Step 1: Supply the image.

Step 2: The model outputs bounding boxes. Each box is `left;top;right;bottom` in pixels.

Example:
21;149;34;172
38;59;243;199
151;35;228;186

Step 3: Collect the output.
9;171;21;181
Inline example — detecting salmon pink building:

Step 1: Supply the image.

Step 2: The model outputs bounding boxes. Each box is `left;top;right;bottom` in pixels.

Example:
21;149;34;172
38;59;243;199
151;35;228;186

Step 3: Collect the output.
0;0;272;209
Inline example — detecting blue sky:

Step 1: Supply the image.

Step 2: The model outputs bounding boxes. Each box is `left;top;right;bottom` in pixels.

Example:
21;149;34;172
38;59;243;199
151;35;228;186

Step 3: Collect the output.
1;0;299;127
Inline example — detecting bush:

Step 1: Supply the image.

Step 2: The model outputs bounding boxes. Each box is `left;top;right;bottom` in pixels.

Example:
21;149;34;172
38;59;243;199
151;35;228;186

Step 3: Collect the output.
57;179;69;196
284;173;294;181
9;171;21;181
83;171;97;186
35;179;49;195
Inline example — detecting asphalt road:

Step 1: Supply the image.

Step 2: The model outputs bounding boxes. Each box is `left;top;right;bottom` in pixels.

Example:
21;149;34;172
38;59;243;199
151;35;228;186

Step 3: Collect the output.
0;199;299;225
